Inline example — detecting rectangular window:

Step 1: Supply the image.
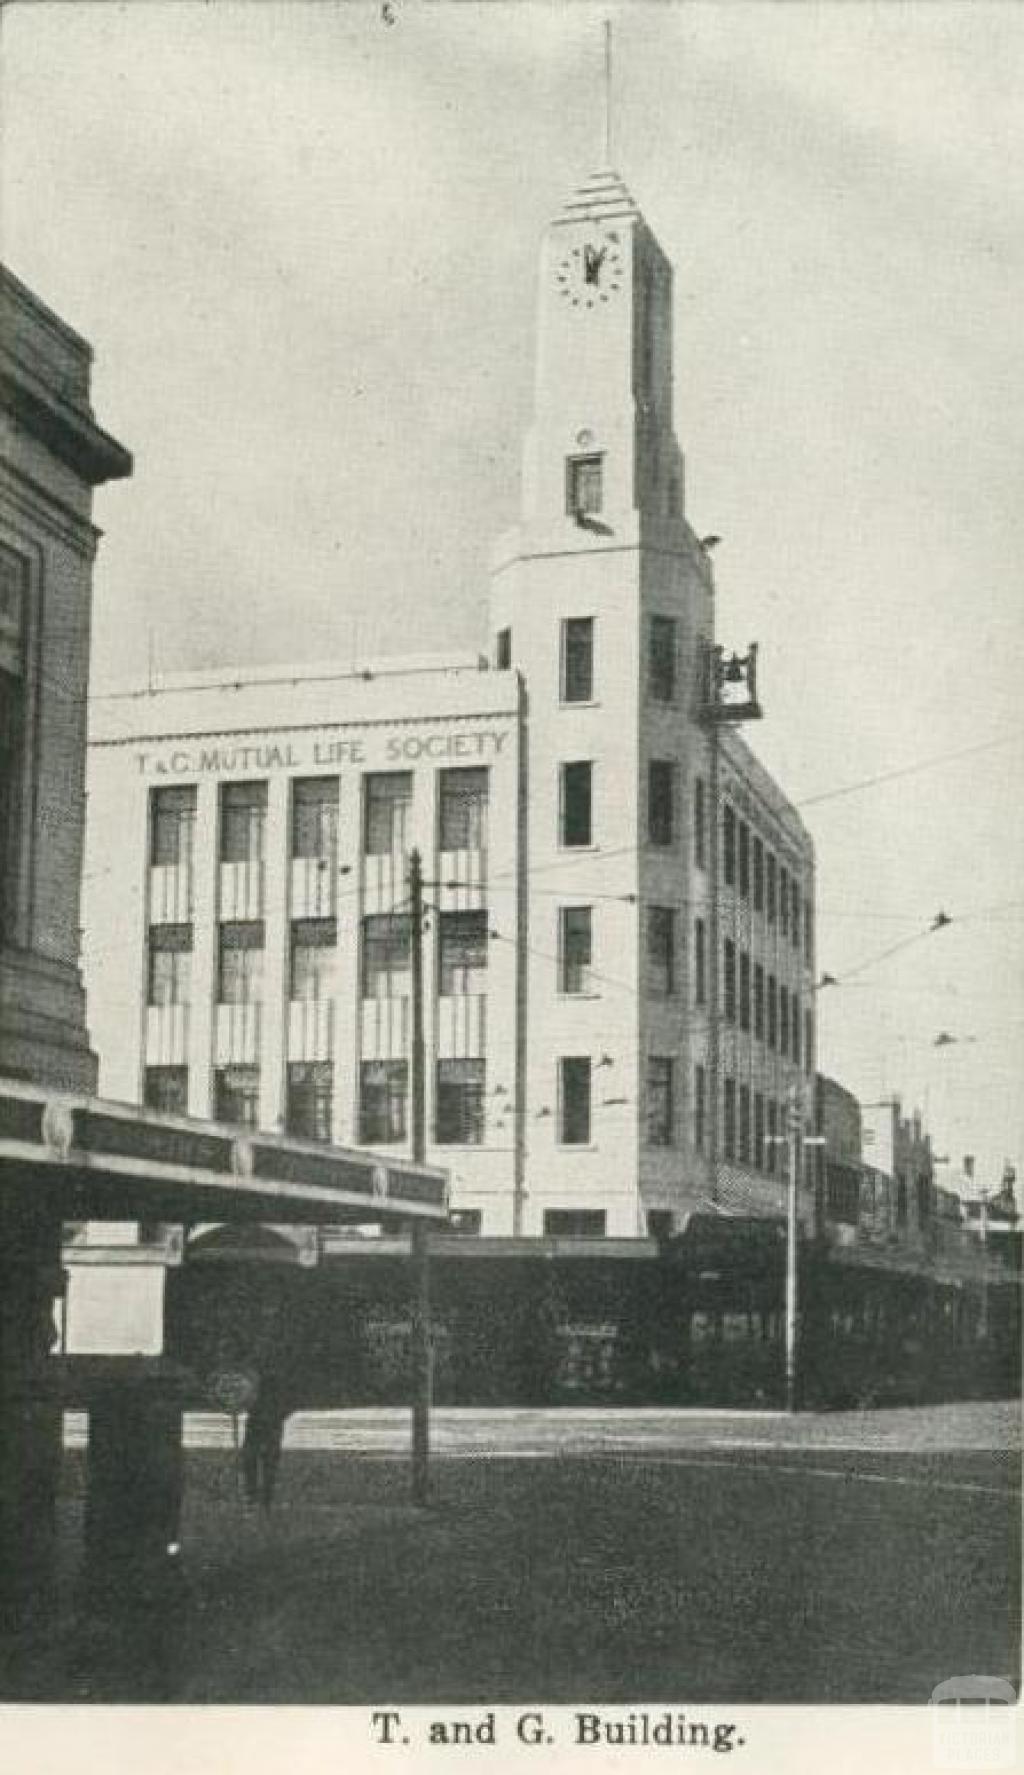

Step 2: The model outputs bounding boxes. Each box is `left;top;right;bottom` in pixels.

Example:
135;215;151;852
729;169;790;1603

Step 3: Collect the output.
290;918;337;1000
695;917;706;1006
495;627;512;670
291;778;338;862
766;851;777;923
646;1056;675;1147
648;759;675;846
561;616;594;703
646;905;676;997
0;665;24;940
723;1077;736;1162
560;761;592;847
559;905;593;995
450;1209;483;1236
438;909;488;995
791;880;801;951
647;1210;673;1240
752;836;764;911
214;1065;260;1129
723;938;736;1023
648;615;677;703
739;950;751;1032
754;1092;765;1170
804;899;813;966
693;777;706;870
286;1061;333;1144
436;1059;486;1146
804;1008;814;1076
694;1062;706;1153
566;454;603;517
779;984;790;1057
439;766;489;852
779;865;790;936
559;1056;592;1146
543;1210;606;1237
739;1084;751;1164
723;804;736;886
359;1060;408;1144
753;962;765;1040
738;821;750;899
144;1065;188;1117
364;771;412;856
151;785;196;870
768;974;778;1050
218;921;264;1004
791;994;802;1065
220;782;267;865
148;923;193;1007
362;913;411;998
767;1100;778;1176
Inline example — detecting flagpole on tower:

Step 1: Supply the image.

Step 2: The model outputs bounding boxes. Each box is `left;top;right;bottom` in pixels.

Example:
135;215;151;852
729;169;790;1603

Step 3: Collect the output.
604;17;613;167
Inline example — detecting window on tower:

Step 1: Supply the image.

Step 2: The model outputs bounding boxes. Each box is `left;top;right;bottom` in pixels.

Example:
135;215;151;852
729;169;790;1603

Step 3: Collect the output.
566;455;603;519
648;760;675;846
646;1056;675;1147
559;905;593;995
648;615;677;703
646;906;676;997
495;628;512;671
560;761;593;848
559;1056;592;1146
560;617;595;703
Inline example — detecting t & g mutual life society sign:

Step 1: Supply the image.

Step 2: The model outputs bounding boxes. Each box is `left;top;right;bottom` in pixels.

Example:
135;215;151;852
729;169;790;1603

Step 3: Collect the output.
133;726;513;779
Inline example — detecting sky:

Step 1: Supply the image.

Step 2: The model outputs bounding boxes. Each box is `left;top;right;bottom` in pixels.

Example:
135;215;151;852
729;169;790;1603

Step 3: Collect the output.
3;0;1022;1190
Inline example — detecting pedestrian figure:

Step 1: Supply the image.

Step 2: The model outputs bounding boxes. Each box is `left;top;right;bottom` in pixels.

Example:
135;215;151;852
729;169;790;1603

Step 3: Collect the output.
241;1370;289;1510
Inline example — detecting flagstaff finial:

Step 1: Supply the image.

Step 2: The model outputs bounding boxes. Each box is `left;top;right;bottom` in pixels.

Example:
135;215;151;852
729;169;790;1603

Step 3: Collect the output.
603;18;613;166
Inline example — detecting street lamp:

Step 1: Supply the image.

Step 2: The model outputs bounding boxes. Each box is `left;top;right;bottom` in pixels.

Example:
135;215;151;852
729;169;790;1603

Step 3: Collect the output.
767;1084;825;1414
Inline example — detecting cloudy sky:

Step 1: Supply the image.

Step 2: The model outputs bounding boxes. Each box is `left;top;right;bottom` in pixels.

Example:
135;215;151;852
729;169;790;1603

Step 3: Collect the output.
4;1;1022;1187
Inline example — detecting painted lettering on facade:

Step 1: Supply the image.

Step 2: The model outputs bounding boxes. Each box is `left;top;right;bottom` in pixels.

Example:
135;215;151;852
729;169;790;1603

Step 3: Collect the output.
134;727;511;777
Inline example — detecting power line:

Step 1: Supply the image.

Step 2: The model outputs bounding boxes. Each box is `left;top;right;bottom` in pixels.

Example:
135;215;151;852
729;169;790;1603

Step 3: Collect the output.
796;731;1024;810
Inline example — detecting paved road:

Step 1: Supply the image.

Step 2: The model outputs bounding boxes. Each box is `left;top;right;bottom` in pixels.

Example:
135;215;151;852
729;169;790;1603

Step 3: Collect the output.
38;1400;1018;1706
63;1395;1024;1460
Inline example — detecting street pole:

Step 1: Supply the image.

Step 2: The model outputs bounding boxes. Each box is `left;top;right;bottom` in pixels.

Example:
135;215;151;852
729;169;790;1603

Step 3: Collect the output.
408;847;431;1505
785;1087;800;1414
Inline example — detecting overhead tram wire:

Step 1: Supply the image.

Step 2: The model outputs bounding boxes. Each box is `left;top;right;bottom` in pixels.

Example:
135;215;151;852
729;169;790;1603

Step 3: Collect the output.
796;729;1024;810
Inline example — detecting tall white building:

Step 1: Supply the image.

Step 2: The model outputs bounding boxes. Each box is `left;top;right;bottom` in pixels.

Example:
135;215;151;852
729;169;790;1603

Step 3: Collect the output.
84;164;815;1238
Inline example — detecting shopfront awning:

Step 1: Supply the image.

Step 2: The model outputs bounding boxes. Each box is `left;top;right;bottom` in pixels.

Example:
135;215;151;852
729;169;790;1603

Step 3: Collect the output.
0;1081;449;1227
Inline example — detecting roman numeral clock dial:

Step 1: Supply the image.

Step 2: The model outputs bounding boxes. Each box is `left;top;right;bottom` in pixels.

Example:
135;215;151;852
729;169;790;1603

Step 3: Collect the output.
555;231;624;308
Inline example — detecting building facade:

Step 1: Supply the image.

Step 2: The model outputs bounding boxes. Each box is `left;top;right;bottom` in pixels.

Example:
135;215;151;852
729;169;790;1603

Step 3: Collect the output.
0;265;131;1621
0;268;131;1089
83;166;816;1239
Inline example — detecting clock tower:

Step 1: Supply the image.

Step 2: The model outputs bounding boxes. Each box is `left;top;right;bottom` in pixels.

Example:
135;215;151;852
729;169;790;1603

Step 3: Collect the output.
489;166;718;1236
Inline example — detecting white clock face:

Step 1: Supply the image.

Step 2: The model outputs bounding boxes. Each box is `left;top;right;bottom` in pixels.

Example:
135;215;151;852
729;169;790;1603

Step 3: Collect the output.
555;230;624;308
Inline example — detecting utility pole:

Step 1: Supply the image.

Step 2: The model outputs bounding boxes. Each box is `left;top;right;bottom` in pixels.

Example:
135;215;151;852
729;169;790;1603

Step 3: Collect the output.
785;1087;801;1414
408;847;431;1505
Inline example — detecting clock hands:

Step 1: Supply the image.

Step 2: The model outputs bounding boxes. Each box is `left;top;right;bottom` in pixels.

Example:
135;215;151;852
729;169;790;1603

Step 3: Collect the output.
583;243;608;286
